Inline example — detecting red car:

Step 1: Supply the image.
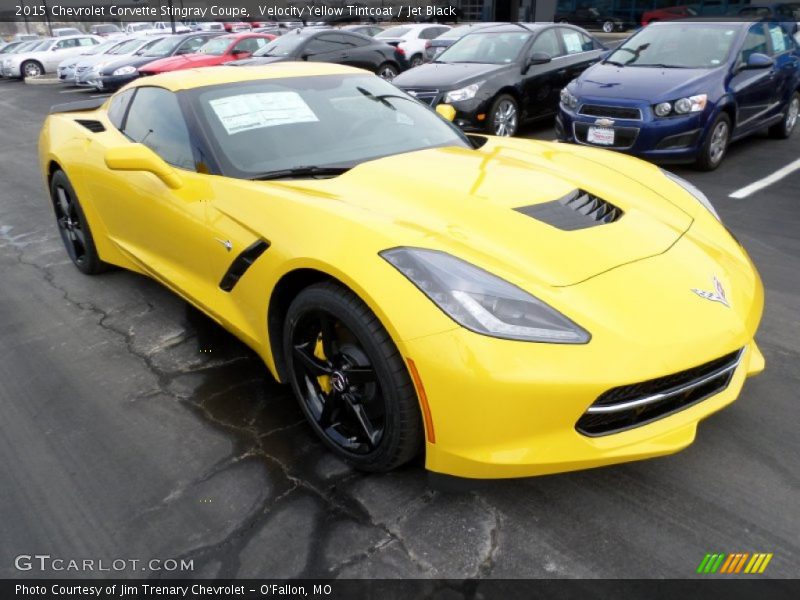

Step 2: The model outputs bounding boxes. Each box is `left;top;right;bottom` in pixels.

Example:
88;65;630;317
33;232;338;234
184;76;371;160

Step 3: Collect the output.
641;5;697;26
139;33;275;75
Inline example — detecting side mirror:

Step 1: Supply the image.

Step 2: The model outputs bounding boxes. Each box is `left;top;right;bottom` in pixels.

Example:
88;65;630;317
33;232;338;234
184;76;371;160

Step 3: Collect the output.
435;103;456;122
742;52;774;70
527;52;552;67
105;144;183;189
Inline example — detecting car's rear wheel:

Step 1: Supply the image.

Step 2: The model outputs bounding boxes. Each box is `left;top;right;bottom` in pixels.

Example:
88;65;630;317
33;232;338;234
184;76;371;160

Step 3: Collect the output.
376;62;399;81
769;91;799;139
50;170;108;275
409;54;424;68
695;113;730;171
283;282;424;472
602;21;615;33
22;60;43;78
487;94;519;137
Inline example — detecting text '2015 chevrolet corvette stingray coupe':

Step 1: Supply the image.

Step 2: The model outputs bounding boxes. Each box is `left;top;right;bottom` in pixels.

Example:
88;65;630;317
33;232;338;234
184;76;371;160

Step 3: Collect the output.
39;63;764;480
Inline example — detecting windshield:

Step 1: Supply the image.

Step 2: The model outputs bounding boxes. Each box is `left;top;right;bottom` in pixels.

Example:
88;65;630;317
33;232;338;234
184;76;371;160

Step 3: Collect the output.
606;24;738;68
87;40;120;55
439;31;532;64
108;38;144;55
253;35;307;57
376;26;411;38
30;40;53;52
1;42;24;54
190;74;469;178
138;36;182;57
198;37;232;56
128;23;151;32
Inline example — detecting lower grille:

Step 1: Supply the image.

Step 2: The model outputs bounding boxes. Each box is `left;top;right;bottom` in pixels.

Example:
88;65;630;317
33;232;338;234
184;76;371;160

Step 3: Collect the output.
576;349;744;436
574;121;639;150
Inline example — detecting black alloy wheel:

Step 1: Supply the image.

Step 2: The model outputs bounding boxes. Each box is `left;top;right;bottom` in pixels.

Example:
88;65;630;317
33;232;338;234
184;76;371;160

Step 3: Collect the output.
283;282;423;471
50;170;108;275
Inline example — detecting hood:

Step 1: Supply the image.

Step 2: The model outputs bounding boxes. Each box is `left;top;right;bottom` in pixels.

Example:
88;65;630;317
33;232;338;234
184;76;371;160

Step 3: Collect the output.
139;52;225;72
394;62;510;89
100;55;163;74
572;63;719;102
228;55;289;66
218;140;694;287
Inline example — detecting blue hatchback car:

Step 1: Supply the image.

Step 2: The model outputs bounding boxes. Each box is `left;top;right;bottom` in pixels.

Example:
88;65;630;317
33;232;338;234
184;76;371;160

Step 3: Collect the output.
556;19;800;169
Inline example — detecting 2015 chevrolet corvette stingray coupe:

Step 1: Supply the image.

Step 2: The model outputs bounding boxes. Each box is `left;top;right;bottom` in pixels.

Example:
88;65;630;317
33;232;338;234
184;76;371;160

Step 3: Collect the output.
39;63;764;480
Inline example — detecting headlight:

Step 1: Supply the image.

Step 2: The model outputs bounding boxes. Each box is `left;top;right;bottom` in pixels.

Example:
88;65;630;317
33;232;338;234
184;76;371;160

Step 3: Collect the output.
381;248;590;344
112;65;137;76
654;94;707;117
444;82;482;103
654;102;672;117
661;169;720;221
560;87;579;110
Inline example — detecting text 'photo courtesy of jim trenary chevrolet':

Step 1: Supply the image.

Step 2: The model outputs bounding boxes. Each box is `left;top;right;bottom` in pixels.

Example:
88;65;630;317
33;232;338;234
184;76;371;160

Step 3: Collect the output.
0;0;799;598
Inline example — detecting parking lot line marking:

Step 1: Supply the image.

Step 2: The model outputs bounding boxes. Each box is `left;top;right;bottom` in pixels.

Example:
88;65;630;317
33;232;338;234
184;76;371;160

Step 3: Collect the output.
90;94;110;98
59;89;86;94
729;158;800;199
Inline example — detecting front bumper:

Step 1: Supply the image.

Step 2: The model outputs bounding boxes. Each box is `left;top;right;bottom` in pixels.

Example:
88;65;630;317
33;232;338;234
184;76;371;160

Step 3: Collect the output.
84;72;140;90
404;228;764;479
57;66;77;83
557;99;714;163
399;86;492;132
1;64;21;78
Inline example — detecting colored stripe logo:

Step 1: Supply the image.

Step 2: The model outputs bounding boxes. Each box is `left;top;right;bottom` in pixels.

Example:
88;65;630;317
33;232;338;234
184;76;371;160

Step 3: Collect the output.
697;553;773;574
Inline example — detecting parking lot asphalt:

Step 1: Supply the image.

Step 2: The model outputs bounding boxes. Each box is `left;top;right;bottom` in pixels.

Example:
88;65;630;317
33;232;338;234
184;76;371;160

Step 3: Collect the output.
0;78;798;581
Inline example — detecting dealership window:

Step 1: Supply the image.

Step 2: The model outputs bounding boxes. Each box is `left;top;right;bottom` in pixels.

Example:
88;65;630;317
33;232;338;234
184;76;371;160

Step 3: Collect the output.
122;87;195;171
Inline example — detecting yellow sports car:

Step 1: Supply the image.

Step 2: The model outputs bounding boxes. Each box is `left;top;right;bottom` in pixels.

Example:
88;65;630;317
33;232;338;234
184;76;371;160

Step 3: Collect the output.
39;63;764;480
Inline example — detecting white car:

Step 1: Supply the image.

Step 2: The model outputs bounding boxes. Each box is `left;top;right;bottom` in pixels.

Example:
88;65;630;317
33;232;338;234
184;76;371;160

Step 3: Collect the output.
51;27;84;37
2;35;102;78
124;23;155;36
192;22;225;32
147;22;192;35
375;23;451;67
56;37;139;84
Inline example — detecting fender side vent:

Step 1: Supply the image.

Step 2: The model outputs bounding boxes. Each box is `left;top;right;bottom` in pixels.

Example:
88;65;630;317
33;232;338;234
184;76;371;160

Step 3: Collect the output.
75;119;106;133
515;190;623;231
219;239;270;292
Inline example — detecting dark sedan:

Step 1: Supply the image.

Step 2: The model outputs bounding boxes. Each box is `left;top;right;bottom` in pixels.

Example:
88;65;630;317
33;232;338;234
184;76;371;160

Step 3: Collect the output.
87;32;223;91
229;30;404;80
393;23;605;136
555;7;626;33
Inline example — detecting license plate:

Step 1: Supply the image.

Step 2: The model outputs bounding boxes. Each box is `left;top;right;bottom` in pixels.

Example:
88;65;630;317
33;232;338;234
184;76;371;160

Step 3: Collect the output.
587;126;615;145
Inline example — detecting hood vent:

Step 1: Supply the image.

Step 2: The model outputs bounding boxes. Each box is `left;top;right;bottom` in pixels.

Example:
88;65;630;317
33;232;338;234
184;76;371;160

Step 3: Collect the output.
515;189;623;231
75;119;106;133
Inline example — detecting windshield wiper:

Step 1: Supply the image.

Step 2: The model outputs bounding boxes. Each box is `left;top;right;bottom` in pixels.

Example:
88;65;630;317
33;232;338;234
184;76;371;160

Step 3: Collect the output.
250;166;352;181
603;59;626;67
633;63;689;68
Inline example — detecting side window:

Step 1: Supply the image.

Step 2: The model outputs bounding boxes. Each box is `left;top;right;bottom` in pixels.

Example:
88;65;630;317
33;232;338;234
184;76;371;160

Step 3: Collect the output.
305;36;341;55
338;33;367;48
233;38;265;54
767;23;792;54
740;23;769;63
559;28;593;54
107;88;135;130
78;37;97;47
56;39;78;50
530;29;562;58
122;87;195;171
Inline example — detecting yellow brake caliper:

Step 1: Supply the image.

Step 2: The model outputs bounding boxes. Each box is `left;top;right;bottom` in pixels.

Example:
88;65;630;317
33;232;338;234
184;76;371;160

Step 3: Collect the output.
315;335;332;394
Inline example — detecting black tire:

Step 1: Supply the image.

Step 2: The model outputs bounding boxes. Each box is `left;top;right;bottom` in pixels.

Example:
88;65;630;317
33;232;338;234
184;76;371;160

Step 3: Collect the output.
409;54;424;68
376;61;399;81
768;91;799;139
486;93;519;137
695;113;731;171
283;281;423;472
21;60;43;78
50;170;109;275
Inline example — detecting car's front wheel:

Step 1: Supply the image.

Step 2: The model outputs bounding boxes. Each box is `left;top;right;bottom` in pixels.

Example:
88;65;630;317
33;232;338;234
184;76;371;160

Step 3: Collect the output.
602;21;615;33
769;91;799;139
283;282;424;472
695;113;730;171
376;61;399;81
50;170;108;275
487;94;519;137
21;60;43;78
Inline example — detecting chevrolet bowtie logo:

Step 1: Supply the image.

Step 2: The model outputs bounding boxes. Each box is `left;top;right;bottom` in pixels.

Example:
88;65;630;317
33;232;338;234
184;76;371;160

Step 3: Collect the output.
692;275;730;308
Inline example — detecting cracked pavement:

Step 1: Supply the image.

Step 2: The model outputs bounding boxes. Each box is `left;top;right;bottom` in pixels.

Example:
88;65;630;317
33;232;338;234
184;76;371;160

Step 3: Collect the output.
0;80;798;581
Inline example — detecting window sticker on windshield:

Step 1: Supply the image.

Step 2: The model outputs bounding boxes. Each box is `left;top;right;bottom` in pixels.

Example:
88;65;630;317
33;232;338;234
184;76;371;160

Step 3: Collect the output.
770;27;786;53
563;31;583;54
209;92;319;134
